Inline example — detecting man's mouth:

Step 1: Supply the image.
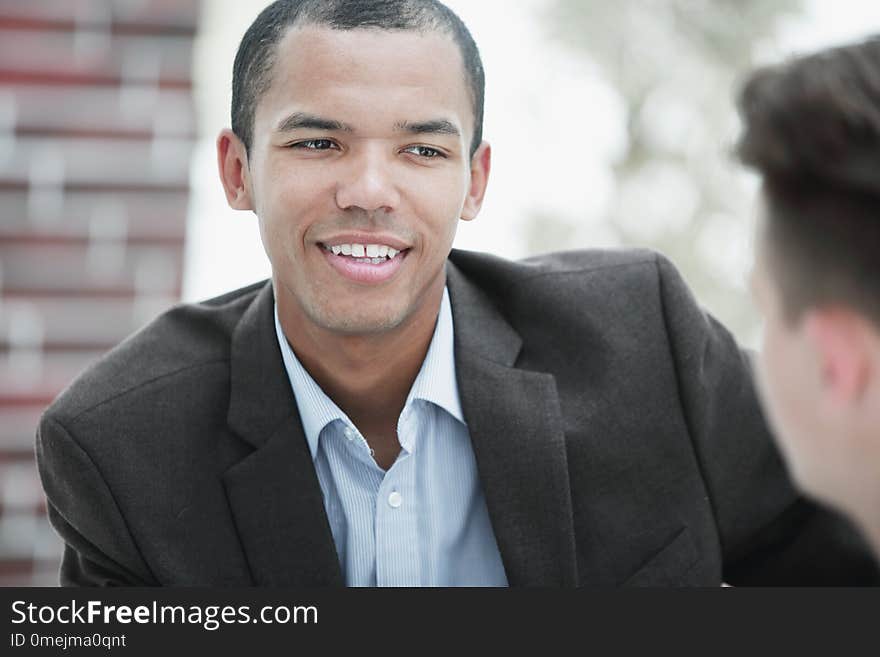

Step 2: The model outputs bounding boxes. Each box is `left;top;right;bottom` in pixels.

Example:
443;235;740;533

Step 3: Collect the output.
320;242;408;265
318;241;411;284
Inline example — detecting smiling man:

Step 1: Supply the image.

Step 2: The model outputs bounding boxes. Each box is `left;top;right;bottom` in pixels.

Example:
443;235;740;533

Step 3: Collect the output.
36;0;880;587
217;18;489;474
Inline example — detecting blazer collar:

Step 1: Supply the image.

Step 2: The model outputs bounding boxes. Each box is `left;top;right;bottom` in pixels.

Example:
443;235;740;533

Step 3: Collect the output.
222;262;578;587
447;257;578;586
224;281;343;586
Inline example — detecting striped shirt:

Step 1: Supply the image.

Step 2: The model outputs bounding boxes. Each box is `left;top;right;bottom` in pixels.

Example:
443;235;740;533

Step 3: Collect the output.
273;287;508;586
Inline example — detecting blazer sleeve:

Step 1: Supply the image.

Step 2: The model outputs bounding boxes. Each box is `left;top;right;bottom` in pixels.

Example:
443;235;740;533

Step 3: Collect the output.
35;414;156;586
654;252;880;585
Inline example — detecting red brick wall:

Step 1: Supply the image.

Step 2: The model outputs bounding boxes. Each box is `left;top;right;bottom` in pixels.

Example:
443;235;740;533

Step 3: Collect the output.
0;0;199;585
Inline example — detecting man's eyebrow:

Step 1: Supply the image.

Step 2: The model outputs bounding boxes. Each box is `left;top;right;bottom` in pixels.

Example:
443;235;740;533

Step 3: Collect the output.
276;112;354;133
395;119;461;137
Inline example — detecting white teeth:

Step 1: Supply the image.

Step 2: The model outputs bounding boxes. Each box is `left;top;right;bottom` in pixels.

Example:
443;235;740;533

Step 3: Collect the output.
325;242;405;260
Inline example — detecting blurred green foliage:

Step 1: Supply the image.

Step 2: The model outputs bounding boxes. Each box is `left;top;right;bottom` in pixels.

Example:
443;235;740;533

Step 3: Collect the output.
542;0;804;343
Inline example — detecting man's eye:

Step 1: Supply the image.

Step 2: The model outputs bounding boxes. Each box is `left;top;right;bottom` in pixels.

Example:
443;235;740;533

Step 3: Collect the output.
292;139;336;150
403;145;444;158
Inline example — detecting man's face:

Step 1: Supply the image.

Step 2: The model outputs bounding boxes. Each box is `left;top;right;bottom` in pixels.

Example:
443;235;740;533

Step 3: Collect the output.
237;26;487;335
750;238;822;490
749;216;856;504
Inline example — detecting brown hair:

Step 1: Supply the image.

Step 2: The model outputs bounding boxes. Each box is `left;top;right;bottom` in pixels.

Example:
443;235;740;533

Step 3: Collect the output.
737;37;880;326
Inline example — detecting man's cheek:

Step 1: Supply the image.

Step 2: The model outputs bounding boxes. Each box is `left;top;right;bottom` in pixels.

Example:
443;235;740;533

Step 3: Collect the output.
753;336;775;407
754;346;794;449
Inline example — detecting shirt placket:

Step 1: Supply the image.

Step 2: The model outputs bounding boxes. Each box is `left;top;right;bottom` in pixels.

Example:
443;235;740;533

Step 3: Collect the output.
375;404;420;586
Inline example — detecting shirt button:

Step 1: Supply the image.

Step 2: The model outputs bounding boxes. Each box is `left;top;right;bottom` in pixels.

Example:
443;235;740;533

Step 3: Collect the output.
343;427;356;441
388;491;403;508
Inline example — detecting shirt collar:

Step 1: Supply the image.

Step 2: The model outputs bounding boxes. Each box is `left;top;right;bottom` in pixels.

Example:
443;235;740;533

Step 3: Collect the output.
404;287;465;425
273;286;465;461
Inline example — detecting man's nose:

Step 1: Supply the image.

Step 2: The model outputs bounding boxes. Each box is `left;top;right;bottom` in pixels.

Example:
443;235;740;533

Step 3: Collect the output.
334;146;401;214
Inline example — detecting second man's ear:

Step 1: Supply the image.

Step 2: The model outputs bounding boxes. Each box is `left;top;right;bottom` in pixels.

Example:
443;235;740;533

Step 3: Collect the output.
217;129;255;211
805;309;871;406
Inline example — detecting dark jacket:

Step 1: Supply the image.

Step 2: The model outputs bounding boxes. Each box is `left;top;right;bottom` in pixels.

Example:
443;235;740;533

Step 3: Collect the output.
35;248;880;586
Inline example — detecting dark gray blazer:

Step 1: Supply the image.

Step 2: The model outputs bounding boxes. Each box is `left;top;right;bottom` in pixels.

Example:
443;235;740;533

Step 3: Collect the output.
35;248;879;586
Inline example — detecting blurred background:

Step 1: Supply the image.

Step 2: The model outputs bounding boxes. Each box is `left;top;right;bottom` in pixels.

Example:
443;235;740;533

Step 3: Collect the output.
1;0;878;585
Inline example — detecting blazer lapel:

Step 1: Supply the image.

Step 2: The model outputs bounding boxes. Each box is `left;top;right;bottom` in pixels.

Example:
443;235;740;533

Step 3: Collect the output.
219;266;578;587
223;282;343;587
447;260;578;586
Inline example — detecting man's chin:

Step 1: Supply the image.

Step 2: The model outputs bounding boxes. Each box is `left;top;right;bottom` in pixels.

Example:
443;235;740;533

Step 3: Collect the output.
784;452;843;508
307;306;409;336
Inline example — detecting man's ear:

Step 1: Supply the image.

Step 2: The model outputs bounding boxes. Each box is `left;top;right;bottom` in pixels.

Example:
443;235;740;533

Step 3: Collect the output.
217;129;254;211
804;308;871;406
461;141;491;221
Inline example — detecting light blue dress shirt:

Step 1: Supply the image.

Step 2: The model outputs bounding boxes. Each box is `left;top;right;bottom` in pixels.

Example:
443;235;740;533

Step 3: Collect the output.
273;287;508;586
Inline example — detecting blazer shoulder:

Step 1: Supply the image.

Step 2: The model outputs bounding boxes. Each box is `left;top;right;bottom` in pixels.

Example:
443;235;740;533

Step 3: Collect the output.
450;246;661;282
448;247;672;310
519;247;661;276
44;280;268;426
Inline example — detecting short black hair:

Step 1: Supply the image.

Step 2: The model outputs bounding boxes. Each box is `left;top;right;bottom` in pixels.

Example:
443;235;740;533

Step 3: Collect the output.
737;37;880;327
231;0;485;158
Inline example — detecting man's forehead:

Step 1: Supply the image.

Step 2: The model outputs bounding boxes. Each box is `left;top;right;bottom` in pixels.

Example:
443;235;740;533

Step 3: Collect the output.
257;24;473;136
274;24;466;89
